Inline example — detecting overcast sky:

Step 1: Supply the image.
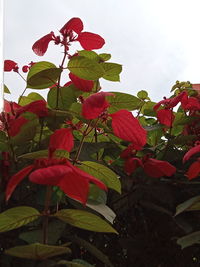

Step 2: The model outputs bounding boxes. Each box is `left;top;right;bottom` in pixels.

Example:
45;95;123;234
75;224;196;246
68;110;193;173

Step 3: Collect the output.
3;0;200;104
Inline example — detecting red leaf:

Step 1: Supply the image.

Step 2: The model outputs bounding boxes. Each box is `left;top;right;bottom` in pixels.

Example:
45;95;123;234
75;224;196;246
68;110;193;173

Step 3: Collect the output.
16;100;48;117
4;60;18;72
49;128;74;155
29;165;68;185
186;160;200;180
124;157;143;175
144;158;176;178
8;116;29;137
154;92;186;111
77;32;105;50
69;72;94;92
60;17;83;35
32;31;55;56
4;100;21;113
183;144;200;163
156;109;175;127
82;92;113;119
110;110;146;148
6;165;34;201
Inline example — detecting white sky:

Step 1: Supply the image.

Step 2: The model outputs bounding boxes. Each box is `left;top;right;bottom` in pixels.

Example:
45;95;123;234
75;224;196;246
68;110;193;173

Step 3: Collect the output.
3;0;200;103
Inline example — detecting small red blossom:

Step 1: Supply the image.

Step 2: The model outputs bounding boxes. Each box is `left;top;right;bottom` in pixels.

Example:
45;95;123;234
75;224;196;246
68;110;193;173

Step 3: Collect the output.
69;72;94;92
22;65;29;73
4;60;18;72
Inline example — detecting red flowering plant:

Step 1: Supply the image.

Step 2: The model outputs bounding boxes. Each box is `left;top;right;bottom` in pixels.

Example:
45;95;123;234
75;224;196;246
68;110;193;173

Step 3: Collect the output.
2;18;200;266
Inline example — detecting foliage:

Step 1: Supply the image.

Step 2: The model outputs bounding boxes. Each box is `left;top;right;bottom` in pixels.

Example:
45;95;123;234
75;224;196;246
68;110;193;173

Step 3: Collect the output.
2;17;200;267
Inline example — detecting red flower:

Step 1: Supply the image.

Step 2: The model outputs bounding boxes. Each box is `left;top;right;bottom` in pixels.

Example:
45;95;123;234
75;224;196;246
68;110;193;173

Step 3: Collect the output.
32;17;105;56
69;72;94;92
143;158;176;178
4;60;18;72
32;31;55;56
181;94;200;111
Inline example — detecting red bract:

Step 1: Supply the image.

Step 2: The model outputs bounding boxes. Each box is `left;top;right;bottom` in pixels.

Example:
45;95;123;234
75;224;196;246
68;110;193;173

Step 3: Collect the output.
6;158;107;204
82;92;113;119
77;32;105;50
32;31;55;56
186;159;200;180
183;144;200;163
154;92;186;111
143;158;176;178
4;60;18;72
69;72;94;92
110;110;147;149
120;143;139;159
4;100;21;114
156;109;175;127
60;17;83;35
49;128;74;156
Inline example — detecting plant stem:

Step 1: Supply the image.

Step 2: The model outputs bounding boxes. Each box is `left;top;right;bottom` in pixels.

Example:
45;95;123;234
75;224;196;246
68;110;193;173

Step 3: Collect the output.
42;185;52;244
55;49;68;109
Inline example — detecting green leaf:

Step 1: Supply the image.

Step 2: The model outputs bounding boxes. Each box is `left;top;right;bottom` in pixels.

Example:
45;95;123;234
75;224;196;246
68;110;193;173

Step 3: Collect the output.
55;260;94;267
137;90;149;100
87;200;116;224
78;50;99;61
78;161;121;193
47;85;77;110
54;209;118;233
88;185;107;204
4;84;11;94
141;101;157;116
175;196;200;216
19;220;66;245
18;92;45;106
177;231;200;249
19;149;69;160
102;62;122;81
99;53;111;61
0;206;40;233
69;236;114;267
5;243;71;260
68;56;104;80
107;92;143;113
27;61;62;89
